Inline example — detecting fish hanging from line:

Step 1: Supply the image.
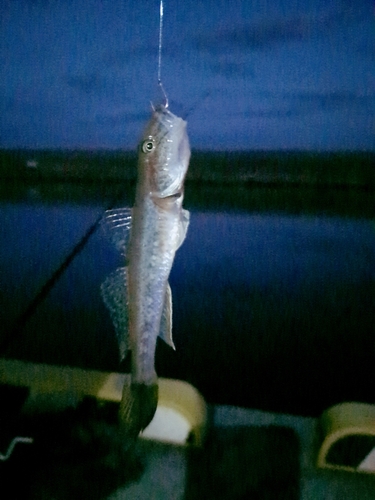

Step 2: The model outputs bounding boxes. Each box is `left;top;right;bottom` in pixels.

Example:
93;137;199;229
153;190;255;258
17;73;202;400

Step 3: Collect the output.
101;104;191;438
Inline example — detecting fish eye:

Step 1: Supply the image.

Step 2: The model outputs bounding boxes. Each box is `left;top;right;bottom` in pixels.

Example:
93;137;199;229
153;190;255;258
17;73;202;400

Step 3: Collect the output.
141;138;155;153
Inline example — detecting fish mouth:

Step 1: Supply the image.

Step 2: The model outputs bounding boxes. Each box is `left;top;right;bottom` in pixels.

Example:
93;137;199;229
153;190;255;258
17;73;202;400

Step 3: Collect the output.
155;106;190;163
144;105;190;198
154;105;186;133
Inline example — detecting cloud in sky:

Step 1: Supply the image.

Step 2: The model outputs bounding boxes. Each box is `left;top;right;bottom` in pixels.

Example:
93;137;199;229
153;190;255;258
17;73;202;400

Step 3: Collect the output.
65;73;104;94
193;3;365;52
195;18;308;53
241;90;375;118
0;0;374;150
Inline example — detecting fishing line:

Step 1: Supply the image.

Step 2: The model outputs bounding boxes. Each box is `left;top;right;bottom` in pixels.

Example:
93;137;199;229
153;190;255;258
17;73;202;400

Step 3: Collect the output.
157;0;163;85
156;0;209;119
157;0;168;108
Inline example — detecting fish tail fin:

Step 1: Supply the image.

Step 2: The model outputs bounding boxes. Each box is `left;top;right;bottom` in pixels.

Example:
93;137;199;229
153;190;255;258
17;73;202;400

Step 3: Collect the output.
119;382;158;439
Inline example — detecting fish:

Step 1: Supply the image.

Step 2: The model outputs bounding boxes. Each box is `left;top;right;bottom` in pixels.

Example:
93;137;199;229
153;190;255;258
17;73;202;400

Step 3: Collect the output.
101;104;191;438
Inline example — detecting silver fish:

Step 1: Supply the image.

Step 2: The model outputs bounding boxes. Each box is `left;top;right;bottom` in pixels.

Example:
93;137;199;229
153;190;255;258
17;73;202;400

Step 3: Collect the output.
101;105;190;437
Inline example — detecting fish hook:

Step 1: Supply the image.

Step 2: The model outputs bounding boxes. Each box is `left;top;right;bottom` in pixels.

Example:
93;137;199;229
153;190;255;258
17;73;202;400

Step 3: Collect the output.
158;80;169;109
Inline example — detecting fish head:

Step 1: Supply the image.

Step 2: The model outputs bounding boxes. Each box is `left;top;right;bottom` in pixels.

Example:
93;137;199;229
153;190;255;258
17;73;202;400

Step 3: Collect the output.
138;105;190;199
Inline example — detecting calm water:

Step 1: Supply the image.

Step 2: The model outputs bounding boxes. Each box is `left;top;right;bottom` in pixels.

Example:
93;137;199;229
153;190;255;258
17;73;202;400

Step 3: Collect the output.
0;181;374;416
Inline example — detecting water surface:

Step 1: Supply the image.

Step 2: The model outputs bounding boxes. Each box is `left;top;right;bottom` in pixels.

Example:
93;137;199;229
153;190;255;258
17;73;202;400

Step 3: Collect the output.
1;181;374;416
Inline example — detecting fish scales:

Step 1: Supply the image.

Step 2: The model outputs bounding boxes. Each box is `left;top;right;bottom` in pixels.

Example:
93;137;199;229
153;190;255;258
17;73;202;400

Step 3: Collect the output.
101;105;190;439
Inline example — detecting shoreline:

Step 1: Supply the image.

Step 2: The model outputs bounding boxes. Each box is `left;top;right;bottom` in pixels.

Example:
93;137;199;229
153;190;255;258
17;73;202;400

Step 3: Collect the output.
0;177;374;221
1;149;374;189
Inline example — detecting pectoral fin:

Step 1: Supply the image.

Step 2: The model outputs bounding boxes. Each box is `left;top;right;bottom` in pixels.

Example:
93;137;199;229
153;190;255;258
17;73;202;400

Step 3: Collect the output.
102;208;132;255
100;267;129;360
158;282;175;350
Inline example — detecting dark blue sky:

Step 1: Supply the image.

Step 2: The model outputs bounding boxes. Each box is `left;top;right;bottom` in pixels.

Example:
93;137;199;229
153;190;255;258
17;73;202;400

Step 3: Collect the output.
1;0;374;150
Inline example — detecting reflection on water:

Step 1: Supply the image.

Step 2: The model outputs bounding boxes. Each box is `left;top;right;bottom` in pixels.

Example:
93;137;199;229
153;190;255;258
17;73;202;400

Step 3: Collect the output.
175;212;375;292
0;181;374;416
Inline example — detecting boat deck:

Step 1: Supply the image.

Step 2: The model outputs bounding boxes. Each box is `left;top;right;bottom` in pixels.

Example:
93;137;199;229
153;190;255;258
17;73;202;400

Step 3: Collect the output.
1;366;375;499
